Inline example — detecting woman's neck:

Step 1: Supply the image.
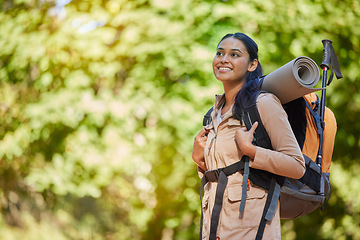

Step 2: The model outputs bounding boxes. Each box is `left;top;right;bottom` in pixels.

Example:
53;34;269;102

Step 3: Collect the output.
221;81;244;114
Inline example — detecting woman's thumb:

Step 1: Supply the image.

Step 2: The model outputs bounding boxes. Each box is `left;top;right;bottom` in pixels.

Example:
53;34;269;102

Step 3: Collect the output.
250;121;258;133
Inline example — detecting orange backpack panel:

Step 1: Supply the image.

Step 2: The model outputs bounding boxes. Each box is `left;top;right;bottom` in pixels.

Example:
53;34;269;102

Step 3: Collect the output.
302;93;337;173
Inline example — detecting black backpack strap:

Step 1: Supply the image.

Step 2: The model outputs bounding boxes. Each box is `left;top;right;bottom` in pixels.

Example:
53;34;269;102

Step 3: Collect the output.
209;171;228;240
304;99;324;169
239;156;250;214
203;106;214;126
255;178;281;240
243;91;273;149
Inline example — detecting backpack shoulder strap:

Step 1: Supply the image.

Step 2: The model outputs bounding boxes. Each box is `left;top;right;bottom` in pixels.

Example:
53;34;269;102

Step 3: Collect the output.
202;106;214;126
242;91;273;150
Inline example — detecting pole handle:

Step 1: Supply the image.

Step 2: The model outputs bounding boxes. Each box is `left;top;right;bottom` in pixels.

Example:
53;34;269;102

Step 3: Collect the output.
320;39;332;69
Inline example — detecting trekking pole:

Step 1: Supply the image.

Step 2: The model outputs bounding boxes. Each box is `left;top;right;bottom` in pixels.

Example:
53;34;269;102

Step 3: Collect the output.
317;40;332;167
319;40;332;121
318;39;343;167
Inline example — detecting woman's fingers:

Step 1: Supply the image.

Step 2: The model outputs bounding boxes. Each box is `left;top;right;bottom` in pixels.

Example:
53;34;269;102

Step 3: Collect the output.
195;127;210;141
234;122;258;158
200;127;210;137
192;128;210;171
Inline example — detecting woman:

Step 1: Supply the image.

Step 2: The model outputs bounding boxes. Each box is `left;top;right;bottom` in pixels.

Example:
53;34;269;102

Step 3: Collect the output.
192;33;306;239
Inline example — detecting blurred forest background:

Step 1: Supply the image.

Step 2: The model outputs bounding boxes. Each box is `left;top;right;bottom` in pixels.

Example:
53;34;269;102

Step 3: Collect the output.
1;0;360;239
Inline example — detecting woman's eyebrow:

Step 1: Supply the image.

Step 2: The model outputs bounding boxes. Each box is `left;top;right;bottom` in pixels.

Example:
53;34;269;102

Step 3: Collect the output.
217;47;243;53
231;48;243;53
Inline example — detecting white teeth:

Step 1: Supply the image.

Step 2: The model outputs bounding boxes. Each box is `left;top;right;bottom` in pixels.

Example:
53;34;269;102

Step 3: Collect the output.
219;67;231;70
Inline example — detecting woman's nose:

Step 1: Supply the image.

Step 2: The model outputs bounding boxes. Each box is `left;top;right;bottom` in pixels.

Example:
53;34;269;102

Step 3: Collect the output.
220;54;229;63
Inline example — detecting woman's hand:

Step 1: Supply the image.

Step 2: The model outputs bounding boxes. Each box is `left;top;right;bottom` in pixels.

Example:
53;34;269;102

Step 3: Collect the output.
234;122;258;159
192;128;209;171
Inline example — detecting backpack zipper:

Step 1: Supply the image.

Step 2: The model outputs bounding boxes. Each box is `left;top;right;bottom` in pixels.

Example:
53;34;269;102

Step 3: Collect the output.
208;134;216;155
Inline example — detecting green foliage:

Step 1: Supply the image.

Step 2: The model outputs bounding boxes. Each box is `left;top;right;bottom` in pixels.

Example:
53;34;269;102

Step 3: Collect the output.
1;0;360;239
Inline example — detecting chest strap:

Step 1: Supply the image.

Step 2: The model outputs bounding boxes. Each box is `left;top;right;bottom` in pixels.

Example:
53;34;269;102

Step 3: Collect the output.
199;156;281;240
199;157;247;240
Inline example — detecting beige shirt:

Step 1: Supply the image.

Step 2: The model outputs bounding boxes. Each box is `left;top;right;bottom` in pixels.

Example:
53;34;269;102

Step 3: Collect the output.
200;92;305;240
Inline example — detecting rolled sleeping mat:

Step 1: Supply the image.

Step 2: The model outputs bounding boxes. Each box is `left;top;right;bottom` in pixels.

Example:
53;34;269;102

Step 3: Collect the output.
261;56;322;104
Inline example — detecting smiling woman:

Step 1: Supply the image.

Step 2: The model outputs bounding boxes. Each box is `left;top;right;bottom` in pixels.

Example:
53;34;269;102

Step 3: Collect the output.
212;37;258;107
192;33;305;239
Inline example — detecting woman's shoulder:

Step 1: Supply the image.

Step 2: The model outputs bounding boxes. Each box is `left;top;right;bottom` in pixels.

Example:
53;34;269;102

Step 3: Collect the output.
256;92;282;107
255;92;288;123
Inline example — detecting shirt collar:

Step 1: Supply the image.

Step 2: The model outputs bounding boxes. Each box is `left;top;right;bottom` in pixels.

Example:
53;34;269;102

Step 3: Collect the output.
215;93;226;110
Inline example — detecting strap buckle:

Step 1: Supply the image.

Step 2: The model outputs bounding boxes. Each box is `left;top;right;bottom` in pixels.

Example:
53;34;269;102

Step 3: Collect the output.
205;168;222;182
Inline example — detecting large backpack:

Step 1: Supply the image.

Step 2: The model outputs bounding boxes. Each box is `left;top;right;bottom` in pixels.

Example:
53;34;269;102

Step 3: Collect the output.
280;92;336;219
201;91;337;239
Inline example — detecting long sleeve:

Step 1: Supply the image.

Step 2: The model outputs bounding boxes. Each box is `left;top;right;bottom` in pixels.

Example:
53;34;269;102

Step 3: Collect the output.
249;93;306;179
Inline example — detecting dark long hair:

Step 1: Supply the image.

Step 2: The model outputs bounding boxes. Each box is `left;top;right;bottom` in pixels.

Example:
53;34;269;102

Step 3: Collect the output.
218;33;263;120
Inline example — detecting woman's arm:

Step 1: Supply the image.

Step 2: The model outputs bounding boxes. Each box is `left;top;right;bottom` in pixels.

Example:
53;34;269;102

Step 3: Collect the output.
236;93;305;179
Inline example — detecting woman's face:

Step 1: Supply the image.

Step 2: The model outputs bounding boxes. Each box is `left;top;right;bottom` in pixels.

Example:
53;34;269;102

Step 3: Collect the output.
212;37;257;84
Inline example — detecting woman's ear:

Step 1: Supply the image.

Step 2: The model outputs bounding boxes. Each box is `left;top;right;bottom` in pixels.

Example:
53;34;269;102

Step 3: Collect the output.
248;59;258;72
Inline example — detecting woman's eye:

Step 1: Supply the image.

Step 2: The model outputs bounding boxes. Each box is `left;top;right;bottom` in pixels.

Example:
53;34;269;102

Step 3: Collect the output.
231;53;239;57
216;51;223;56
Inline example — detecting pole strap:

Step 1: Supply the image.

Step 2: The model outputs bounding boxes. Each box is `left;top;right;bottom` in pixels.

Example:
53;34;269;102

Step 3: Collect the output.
327;44;343;85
